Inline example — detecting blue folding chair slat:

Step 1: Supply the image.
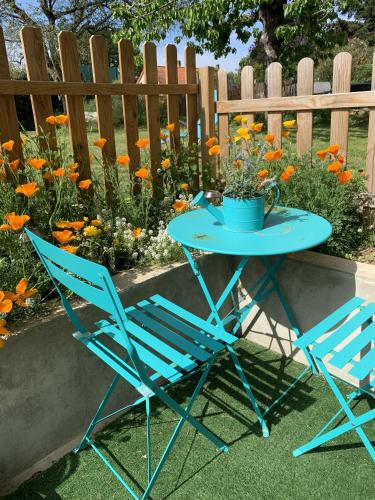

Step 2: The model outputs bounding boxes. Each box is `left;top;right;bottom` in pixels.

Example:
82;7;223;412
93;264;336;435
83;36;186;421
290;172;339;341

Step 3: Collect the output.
139;300;224;353
349;347;375;379
330;320;375;369
126;306;212;363
294;297;365;349
150;294;237;344
312;303;375;359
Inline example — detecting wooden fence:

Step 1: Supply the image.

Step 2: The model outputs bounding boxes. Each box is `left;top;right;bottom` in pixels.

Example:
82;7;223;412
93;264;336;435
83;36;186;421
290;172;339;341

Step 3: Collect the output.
213;52;375;193
0;26;198;200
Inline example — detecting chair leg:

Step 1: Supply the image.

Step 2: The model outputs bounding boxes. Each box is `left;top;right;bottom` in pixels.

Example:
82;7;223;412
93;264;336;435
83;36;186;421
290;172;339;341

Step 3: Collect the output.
74;373;121;453
227;344;269;437
145;397;152;483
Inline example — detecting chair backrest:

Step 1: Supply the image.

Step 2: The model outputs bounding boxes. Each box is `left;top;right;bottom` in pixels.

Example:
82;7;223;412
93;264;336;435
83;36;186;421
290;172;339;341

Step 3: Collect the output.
25;228;144;374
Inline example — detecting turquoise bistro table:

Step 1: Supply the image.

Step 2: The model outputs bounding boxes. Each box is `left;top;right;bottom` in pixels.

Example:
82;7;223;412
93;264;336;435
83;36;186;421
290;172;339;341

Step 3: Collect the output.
168;205;332;416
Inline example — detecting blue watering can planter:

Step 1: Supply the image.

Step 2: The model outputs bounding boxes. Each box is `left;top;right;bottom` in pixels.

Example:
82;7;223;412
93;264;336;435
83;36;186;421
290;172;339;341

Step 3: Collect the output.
192;184;280;232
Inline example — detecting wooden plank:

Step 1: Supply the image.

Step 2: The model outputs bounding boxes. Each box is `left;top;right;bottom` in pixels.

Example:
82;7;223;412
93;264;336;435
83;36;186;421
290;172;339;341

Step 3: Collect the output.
0;27;24;176
366;51;375;194
20;26;56;150
241;66;254;126
118;39;140;181
143;42;162;195
58;31;91;183
216;91;375;113
330;52;352;156
165;44;180;153
266;62;282;147
296;57;314;155
198;66;216;177
90;35;117;203
184;46;199;190
218;69;229;160
0;79;198;96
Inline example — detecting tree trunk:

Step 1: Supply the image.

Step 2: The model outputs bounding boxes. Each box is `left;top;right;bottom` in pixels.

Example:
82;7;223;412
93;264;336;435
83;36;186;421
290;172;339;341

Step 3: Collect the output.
258;0;287;66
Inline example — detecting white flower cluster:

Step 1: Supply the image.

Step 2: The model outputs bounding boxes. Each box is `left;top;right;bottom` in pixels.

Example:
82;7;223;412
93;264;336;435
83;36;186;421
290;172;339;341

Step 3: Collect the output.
142;220;182;264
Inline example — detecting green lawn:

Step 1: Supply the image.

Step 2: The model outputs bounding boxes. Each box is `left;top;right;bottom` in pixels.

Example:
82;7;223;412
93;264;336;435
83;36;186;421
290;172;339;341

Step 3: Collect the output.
6;340;374;499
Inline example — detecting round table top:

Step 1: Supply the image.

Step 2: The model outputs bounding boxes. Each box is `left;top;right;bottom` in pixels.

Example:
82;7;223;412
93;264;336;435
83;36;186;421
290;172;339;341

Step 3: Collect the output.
167;206;332;256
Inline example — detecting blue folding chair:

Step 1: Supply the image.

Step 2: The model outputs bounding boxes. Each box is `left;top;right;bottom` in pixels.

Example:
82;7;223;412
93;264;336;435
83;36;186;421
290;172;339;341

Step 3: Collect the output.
293;297;375;461
25;228;268;499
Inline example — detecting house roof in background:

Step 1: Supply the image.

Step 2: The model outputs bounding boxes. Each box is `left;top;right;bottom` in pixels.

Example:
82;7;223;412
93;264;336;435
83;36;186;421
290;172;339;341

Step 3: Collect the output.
137;65;186;84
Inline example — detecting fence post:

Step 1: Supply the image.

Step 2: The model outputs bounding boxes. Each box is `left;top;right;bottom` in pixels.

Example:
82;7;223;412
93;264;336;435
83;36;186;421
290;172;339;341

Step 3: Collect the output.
296;58;314;156
165;44;180;153
143;42;163;195
218;69;229;162
266;62;282;147
58;31;92;187
20;27;57;151
241;66;254;127
184;47;199;190
0;28;24;177
366;51;375;194
330;52;352;157
198;66;216;179
90;35;117;203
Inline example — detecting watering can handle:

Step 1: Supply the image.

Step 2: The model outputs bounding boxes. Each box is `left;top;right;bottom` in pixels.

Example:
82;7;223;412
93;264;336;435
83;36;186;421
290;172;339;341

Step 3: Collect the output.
192;191;225;225
264;183;280;221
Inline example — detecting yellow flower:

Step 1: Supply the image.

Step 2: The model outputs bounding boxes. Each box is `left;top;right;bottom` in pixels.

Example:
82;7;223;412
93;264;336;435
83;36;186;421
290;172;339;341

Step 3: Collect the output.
250;122;263;133
208;145;220;156
241;116;248;123
83;225;101;237
283;119;296;129
234;127;250;142
161;159;170;169
180;183;189;190
132;227;142;238
1;140;14;152
94;138;107;149
233;115;242;123
90;219;102;227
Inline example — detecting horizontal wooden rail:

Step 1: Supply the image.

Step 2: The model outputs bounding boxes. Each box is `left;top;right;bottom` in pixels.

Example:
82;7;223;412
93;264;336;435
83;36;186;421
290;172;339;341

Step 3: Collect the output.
0;80;198;96
216;91;375;113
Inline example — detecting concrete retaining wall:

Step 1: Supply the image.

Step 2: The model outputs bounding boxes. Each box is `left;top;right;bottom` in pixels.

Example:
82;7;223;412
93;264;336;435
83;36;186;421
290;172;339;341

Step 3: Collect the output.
1;251;374;493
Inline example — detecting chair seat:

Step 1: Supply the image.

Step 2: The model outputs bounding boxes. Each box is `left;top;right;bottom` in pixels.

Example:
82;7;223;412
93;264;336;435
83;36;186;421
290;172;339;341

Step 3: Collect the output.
74;294;237;391
294;297;375;382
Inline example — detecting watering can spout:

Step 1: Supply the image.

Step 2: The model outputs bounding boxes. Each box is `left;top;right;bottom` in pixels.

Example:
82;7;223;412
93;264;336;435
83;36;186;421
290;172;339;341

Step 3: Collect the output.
192;191;224;225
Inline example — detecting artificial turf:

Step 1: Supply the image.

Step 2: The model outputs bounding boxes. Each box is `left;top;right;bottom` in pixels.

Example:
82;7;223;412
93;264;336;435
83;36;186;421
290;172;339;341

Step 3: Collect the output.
5;340;374;499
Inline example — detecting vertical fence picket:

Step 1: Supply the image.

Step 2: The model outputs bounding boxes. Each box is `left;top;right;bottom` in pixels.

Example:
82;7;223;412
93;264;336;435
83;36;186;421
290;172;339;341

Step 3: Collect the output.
118;39;140;183
296;58;314;156
366;51;375;193
143;42;162;193
58;31;91;185
199;66;216;179
0;28;24;176
184;47;199;189
330;52;352;157
20;27;56;151
218;69;229;161
165;44;180;153
90;35;117;203
241;66;254;127
266;63;282;147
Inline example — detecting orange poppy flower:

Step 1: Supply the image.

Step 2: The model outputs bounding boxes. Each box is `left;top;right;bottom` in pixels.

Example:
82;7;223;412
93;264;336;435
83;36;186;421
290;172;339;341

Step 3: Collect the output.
337;155;345;164
0;319;10;336
280;171;291;181
9;159;20;171
78;179;92;190
117;155;130;165
233;159;242;167
327;161;341;173
282;131;290;138
55;220;72;229
337;170;353;184
66;221;85;231
94;138;107;149
27;158;46;170
53;168;65;177
61;245;79;254
1;140;14;152
68;163;79;172
135;138;150;149
0;159;3;166
250;122;264;133
46;116;56;125
4;279;38;308
316;149;328;160
208;145;220;156
135;167;149;179
274;149;283;160
160;130;167;141
15;182;39;198
180;183;189;190
54;114;69;125
327;144;340;155
172;200;188;212
257;169;269;179
52;230;75;244
263;151;275;161
0;291;13;313
264;133;274;143
206;137;216;148
285;165;295;175
67;172;79;182
132;227;142;238
161;159;170;169
166;123;175;132
90;219;102;227
3;213;30;230
42;172;53;183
